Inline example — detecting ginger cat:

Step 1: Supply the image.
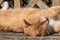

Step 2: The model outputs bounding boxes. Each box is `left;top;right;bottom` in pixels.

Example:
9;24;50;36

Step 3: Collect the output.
0;6;60;36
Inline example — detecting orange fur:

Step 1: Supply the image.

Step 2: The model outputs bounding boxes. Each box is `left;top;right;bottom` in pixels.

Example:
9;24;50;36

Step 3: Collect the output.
0;6;60;36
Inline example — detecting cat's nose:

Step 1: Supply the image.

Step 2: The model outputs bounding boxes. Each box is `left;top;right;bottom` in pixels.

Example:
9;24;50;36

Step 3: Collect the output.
45;17;49;21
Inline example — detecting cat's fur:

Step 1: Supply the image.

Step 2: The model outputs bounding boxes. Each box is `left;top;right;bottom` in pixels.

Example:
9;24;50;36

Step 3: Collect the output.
0;6;60;36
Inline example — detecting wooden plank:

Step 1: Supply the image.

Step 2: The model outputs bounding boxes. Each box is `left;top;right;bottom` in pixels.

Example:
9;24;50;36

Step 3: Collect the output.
52;0;60;6
0;0;3;5
0;31;60;40
26;0;38;8
14;0;21;8
36;0;49;9
26;0;49;9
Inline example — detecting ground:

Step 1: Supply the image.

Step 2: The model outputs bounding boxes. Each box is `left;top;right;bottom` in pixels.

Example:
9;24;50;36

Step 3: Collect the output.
0;31;60;40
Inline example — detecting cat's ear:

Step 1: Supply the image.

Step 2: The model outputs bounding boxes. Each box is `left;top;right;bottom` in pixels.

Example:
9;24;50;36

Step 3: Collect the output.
24;19;31;26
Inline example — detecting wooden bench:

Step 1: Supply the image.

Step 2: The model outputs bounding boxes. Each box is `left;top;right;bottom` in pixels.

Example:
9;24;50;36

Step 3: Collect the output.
0;31;60;40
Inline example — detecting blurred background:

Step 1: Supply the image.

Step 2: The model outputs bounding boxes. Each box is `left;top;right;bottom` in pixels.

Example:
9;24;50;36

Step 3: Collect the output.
0;0;55;9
